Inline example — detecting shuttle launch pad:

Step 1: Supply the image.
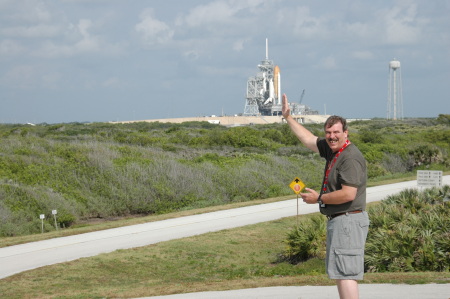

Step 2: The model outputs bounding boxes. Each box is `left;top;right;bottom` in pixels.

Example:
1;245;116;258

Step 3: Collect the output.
243;39;318;117
114;39;323;126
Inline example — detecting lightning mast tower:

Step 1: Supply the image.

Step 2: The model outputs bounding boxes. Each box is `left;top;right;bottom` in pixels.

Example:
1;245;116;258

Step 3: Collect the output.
387;59;403;120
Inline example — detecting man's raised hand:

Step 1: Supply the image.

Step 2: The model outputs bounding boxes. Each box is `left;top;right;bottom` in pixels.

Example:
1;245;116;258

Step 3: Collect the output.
282;93;290;119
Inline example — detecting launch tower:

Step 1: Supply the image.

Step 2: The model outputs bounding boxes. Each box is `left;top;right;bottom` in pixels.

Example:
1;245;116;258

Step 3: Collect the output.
243;39;311;116
244;39;283;116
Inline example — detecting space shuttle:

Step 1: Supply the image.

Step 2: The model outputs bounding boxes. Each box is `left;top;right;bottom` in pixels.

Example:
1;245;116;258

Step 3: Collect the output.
262;39;281;105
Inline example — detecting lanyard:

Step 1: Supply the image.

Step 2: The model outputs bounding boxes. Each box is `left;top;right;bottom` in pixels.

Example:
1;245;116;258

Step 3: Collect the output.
322;140;350;193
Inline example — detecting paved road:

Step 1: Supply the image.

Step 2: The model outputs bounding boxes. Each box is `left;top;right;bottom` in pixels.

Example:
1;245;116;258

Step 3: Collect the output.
1;176;449;285
141;284;450;299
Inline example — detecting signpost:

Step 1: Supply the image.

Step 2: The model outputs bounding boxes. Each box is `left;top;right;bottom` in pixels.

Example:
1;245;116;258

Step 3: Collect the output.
52;210;58;230
40;214;45;234
417;170;442;188
289;177;306;226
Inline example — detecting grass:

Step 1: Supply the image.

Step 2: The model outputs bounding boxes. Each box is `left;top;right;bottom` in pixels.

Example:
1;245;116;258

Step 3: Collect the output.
1;176;449;298
0;195;295;248
1;206;449;298
1;119;449;239
2;174;437;248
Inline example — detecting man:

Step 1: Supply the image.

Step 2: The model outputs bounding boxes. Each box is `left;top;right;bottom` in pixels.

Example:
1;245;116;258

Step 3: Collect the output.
282;94;369;299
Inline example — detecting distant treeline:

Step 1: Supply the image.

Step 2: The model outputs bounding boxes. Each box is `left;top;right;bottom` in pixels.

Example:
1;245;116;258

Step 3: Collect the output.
0;114;449;236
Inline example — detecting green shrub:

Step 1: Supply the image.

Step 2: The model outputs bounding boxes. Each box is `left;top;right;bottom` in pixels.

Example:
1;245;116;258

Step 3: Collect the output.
0;118;448;237
57;212;77;228
365;186;449;272
279;186;450;273
409;144;443;167
367;163;389;178
278;215;327;264
436;114;450;125
358;129;384;143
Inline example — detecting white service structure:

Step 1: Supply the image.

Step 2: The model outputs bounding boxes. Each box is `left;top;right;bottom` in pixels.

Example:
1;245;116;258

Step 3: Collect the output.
244;38;283;116
243;39;318;117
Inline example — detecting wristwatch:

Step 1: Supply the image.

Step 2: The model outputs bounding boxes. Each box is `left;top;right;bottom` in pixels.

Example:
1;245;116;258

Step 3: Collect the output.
317;194;323;205
318;194;325;208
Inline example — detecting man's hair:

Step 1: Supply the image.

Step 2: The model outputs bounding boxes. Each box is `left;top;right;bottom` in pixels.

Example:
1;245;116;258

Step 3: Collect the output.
324;115;348;132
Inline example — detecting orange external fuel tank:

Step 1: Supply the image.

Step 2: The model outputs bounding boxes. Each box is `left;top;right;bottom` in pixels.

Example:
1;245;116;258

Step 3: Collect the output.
273;65;280;99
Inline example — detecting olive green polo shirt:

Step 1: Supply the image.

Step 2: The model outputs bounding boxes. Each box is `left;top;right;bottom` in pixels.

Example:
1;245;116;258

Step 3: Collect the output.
317;138;367;215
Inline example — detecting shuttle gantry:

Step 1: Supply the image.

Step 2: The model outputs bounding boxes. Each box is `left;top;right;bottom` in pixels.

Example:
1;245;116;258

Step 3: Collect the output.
244;39;282;116
244;39;317;116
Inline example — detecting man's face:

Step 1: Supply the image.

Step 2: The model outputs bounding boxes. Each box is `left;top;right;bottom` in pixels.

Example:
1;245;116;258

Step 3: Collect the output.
325;122;348;152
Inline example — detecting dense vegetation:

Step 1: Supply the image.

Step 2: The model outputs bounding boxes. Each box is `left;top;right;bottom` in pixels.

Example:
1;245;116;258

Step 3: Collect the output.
0;115;449;237
280;186;450;272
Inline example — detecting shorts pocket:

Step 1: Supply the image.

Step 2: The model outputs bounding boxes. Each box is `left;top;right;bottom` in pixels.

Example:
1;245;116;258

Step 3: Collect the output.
334;248;363;276
358;216;370;228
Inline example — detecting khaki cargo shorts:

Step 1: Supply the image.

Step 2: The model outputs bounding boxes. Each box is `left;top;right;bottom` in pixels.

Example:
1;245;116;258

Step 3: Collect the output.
326;211;370;280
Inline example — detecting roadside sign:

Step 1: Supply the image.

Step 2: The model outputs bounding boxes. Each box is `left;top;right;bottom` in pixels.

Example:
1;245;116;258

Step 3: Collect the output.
417;170;442;188
289;177;305;194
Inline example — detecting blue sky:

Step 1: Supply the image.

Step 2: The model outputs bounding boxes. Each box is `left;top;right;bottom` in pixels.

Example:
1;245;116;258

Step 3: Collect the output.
1;0;449;124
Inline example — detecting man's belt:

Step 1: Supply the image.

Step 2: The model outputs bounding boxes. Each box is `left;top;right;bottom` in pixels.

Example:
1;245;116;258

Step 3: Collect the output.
326;210;363;220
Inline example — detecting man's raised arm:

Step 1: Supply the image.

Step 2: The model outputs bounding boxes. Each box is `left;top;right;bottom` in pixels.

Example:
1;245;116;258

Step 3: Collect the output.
282;94;319;153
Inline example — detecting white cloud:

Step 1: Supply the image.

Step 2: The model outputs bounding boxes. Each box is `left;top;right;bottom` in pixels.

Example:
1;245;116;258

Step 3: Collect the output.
33;1;52;22
1;65;36;89
179;1;236;27
169;0;274;59
316;55;338;70
0;0;53;24
135;8;174;46
73;19;101;52
34;19;102;57
41;71;62;89
175;0;271;30
183;50;200;61
233;39;247;52
1;1;122;58
102;77;121;88
0;39;24;55
352;51;374;60
383;4;422;45
276;6;328;40
1;24;61;38
0;63;62;90
344;22;371;39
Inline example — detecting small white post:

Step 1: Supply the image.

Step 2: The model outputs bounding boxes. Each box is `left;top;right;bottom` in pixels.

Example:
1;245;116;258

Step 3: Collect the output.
52;210;58;230
40;214;45;234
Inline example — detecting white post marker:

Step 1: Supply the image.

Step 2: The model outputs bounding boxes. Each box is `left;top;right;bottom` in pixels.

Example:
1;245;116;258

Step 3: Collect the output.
52;210;58;230
40;214;45;233
289;177;306;226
